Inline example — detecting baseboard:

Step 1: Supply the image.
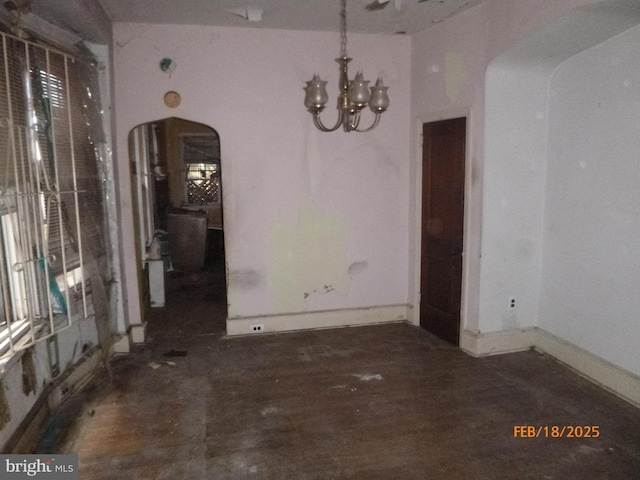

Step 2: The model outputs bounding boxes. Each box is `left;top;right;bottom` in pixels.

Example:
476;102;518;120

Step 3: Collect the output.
405;304;418;326
226;304;408;336
460;327;640;408
111;322;147;354
460;327;537;356
535;329;640;409
130;322;146;344
111;334;130;354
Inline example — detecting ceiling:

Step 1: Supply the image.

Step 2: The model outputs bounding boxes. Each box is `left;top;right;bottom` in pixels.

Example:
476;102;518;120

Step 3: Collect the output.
22;0;487;43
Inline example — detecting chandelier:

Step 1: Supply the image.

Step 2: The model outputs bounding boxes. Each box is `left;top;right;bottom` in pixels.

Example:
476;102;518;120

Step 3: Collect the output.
303;0;390;133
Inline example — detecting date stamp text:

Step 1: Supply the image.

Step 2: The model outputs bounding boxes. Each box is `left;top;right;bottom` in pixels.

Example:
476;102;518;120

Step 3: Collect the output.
513;425;600;438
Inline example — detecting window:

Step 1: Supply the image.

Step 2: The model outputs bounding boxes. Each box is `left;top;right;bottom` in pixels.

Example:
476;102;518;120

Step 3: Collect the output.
181;133;221;205
0;31;106;364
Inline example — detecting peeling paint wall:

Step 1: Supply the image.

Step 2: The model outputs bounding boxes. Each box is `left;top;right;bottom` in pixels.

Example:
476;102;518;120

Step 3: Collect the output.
270;203;350;312
112;24;412;322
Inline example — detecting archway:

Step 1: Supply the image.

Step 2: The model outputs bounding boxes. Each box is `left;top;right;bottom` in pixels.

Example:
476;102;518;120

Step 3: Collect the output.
128;117;227;337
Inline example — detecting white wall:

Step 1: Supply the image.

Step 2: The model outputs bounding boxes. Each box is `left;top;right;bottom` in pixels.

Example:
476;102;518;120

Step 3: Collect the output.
410;0;640;382
479;0;640;338
479;61;550;332
540;25;640;375
408;0;601;332
112;24;411;326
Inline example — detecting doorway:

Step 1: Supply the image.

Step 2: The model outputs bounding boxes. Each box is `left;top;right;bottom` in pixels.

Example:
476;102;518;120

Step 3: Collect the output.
420;117;466;345
128;118;227;337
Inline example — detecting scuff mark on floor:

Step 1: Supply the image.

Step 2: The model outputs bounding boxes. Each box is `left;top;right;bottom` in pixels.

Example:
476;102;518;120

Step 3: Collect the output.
351;373;383;382
297;345;358;362
261;406;278;416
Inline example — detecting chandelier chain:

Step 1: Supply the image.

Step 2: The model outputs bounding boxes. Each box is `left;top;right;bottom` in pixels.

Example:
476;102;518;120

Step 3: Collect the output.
340;0;348;58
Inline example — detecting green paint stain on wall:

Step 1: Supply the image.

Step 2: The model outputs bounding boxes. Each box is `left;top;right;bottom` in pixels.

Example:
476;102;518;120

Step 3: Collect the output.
445;52;467;103
270;204;350;312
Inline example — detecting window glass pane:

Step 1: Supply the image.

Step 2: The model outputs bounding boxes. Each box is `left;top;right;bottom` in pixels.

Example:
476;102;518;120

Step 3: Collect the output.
182;133;221;205
186;163;217;181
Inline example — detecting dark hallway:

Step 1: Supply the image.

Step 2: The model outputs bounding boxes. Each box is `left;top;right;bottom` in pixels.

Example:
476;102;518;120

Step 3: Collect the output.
144;228;228;340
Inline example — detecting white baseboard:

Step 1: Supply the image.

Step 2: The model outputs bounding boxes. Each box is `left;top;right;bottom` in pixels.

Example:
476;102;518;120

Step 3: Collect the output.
460;327;537;356
111;334;130;354
535;328;640;409
130;322;147;344
405;304;418;326
226;304;408;337
460;327;640;408
111;322;146;354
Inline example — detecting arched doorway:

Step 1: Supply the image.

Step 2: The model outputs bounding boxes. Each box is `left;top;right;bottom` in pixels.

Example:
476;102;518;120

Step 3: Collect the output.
128;118;227;337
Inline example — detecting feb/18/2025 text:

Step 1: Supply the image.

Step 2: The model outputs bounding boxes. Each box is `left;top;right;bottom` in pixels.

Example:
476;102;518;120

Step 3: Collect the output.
513;425;600;438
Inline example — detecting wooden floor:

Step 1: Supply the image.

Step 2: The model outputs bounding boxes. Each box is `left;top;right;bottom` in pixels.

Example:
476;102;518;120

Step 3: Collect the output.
36;246;640;478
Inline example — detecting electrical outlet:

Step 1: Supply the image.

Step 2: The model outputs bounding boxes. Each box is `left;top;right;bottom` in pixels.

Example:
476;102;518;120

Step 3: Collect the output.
250;324;264;333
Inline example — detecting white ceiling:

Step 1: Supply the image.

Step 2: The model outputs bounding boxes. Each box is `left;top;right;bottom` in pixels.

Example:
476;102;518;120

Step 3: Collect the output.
24;0;487;43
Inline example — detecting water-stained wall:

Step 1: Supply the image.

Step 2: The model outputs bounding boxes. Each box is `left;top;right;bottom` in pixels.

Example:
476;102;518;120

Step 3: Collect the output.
112;24;411;326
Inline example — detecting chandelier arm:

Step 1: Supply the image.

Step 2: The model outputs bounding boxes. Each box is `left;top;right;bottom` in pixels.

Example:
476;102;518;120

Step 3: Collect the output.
313;111;344;133
353;113;382;133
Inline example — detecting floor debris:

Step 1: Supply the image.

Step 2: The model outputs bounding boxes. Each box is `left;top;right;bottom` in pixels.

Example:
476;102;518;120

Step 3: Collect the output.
163;349;188;357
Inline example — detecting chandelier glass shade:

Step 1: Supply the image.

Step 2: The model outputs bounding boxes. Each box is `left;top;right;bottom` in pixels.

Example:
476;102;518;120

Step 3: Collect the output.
304;0;390;133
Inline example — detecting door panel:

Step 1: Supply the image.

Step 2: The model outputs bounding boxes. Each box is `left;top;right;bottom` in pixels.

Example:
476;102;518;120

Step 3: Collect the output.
420;117;466;345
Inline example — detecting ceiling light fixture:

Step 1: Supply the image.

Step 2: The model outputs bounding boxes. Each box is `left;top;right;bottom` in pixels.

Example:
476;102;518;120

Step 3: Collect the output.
303;0;390;133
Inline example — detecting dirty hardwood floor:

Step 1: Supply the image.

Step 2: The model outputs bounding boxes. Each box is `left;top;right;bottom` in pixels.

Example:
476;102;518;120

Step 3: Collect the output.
40;324;640;479
36;243;640;478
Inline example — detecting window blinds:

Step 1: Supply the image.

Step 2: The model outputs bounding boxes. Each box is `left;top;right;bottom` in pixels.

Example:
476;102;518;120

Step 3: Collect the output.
0;28;107;359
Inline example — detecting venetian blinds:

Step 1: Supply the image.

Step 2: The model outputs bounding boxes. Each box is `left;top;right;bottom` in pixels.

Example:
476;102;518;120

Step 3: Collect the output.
0;28;107;360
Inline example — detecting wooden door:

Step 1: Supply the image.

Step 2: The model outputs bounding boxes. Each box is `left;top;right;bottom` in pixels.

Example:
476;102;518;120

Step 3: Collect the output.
420;117;466;345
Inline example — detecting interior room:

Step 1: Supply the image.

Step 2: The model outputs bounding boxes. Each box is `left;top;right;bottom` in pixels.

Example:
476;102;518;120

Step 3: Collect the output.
0;0;639;476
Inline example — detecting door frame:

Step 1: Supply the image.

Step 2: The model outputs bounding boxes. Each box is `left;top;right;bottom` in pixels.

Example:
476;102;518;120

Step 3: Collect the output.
411;108;472;344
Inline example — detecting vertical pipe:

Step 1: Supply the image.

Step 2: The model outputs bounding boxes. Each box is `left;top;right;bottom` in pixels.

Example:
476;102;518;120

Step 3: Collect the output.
36;50;56;334
46;49;71;332
64;56;86;318
21;47;40;324
133;128;146;269
16;129;37;321
143;125;154;244
10;45;28;328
